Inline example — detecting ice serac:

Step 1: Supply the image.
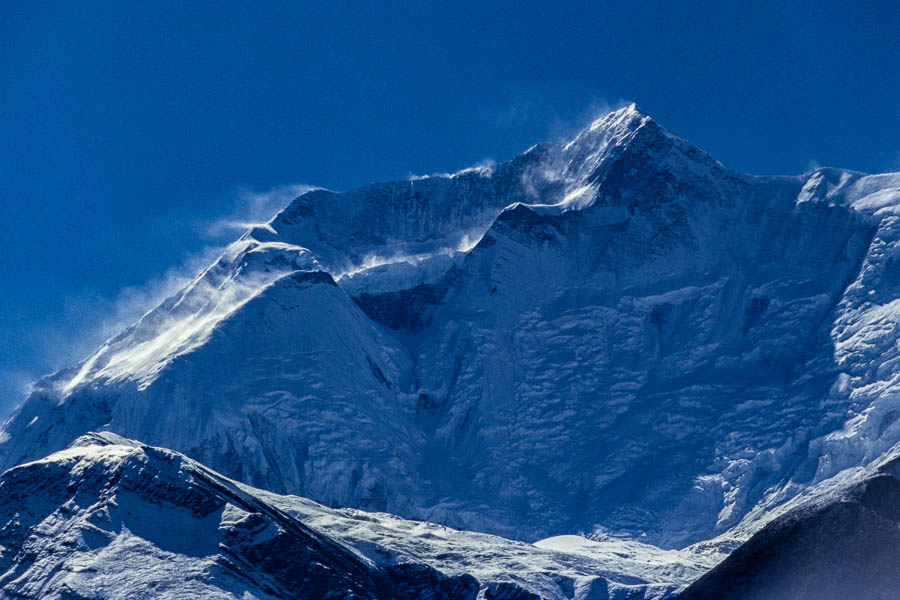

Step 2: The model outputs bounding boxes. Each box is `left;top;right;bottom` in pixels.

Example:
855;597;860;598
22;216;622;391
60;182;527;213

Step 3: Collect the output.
0;433;715;599
2;104;900;551
408;113;886;544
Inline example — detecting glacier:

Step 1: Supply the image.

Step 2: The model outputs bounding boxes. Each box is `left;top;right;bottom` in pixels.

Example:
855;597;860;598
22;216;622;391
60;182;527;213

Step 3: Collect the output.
2;103;899;561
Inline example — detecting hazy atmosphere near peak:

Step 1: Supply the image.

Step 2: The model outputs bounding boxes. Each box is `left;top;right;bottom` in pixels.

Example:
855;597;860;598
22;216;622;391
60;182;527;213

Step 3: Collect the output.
1;0;899;412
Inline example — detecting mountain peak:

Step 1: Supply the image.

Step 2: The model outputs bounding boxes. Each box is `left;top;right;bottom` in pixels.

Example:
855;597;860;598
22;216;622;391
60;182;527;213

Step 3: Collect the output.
563;103;664;160
585;102;650;134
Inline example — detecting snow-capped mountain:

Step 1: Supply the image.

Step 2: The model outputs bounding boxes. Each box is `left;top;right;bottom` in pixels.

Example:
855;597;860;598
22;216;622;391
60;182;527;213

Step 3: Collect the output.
2;104;899;555
0;432;719;599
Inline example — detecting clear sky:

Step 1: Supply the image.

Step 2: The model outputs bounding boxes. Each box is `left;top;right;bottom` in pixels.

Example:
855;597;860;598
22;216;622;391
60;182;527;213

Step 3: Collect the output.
1;0;899;411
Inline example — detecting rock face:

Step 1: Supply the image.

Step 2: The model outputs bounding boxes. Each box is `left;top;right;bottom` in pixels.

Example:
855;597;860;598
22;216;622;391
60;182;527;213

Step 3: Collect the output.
0;433;715;600
2;105;900;550
676;455;900;600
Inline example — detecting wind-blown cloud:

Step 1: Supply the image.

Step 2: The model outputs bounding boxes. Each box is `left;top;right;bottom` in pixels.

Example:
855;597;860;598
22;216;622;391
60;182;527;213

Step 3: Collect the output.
84;184;315;342
5;184;314;410
0;370;38;408
477;84;632;144
204;184;318;239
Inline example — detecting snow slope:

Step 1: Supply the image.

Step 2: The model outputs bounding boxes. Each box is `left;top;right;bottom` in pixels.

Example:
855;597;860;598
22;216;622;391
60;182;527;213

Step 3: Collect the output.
2;105;900;551
0;433;720;599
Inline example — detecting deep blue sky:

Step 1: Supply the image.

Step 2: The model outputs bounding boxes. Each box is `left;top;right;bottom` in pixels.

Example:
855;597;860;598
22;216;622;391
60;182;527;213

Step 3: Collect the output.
1;0;899;411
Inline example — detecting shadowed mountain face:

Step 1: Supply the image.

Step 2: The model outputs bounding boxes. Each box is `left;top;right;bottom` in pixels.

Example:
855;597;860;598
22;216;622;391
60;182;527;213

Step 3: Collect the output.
1;105;899;551
676;456;900;600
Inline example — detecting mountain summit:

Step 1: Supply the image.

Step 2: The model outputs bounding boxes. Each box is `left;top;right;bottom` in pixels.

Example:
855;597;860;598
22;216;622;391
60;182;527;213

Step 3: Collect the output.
2;107;899;553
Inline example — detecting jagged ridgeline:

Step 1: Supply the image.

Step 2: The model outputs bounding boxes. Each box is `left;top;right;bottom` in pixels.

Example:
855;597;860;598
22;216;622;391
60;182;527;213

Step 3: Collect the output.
2;106;899;577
